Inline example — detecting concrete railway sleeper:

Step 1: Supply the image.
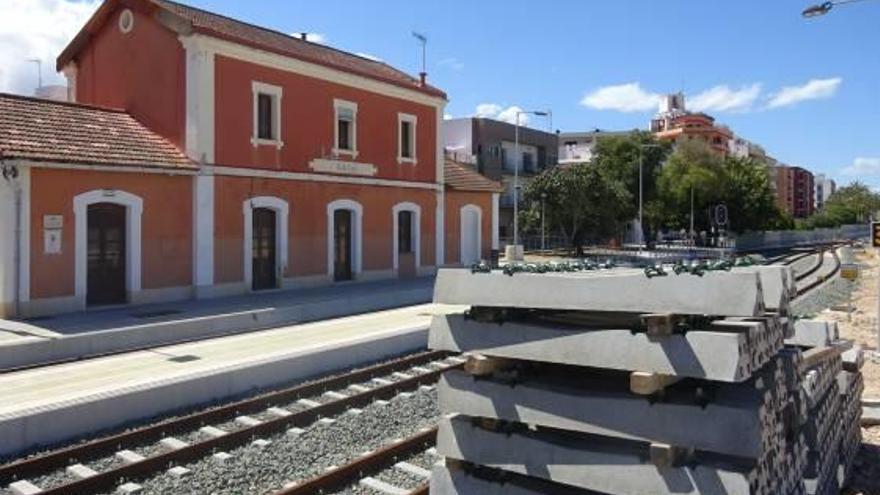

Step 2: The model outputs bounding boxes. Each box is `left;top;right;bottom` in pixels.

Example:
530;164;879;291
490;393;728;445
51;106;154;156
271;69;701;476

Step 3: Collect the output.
1;351;464;495
274;427;437;495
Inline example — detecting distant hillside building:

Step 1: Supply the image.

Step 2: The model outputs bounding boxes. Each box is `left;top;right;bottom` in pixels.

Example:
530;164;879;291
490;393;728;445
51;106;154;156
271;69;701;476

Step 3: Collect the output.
814;174;837;210
774;165;815;219
650;93;733;156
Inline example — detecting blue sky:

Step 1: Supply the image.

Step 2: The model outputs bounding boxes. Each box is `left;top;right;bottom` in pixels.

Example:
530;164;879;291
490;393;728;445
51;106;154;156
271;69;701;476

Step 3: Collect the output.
4;0;879;187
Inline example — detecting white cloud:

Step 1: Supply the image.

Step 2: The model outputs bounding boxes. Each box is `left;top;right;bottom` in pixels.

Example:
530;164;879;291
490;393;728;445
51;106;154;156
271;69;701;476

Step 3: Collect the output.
767;77;842;108
437;57;464;71
472;103;529;125
842;157;880;176
354;52;383;62
689;83;762;113
443;113;453;120
580;83;660;112
0;0;99;95
474;103;502;118
496;106;527;125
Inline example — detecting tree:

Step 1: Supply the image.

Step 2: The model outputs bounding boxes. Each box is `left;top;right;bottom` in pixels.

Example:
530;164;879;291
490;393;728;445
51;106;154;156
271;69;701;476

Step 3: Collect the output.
523;164;632;254
804;182;880;228
590;131;670;238
720;156;786;233
656;140;725;233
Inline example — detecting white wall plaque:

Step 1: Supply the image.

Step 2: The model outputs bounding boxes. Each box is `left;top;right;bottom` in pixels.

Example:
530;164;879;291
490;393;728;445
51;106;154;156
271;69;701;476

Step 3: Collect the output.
309;158;377;177
43;215;63;229
44;229;62;254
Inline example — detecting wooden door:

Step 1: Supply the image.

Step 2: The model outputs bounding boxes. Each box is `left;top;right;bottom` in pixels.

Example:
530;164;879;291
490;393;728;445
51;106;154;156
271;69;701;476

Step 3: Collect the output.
87;203;127;306
334;209;353;281
397;210;416;278
252;208;277;290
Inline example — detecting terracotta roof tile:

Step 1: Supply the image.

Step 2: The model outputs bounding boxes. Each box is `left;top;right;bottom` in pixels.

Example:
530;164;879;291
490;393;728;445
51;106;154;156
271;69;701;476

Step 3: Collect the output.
444;159;503;193
151;0;446;99
0;93;195;170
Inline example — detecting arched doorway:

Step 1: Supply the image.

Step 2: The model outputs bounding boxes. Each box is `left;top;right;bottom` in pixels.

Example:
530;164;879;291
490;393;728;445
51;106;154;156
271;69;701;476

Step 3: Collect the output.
460;205;482;266
87;203;127;305
251;207;277;290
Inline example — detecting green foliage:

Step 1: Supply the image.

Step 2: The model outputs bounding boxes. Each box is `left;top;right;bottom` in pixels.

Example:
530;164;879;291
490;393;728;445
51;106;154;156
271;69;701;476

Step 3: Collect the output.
656;140;725;232
591;131;670;223
523;163;632;252
802;182;880;228
720;155;787;233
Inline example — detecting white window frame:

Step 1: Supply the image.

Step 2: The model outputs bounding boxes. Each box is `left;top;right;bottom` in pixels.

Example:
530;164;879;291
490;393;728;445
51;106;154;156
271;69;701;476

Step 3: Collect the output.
333;99;358;158
397;113;417;165
251;81;284;149
326;199;363;278
242;196;289;291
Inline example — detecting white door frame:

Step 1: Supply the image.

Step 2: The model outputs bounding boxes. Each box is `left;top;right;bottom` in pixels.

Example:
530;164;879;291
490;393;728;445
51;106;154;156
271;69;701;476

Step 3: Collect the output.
74;189;143;302
243;196;289;290
392;202;421;273
327;198;363;278
459;204;482;266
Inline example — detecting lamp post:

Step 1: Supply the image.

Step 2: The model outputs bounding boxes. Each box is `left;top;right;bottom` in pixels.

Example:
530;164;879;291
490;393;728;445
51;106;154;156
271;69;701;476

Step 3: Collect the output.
638;144;661;254
802;0;874;17
513;110;550;255
541;192;547;251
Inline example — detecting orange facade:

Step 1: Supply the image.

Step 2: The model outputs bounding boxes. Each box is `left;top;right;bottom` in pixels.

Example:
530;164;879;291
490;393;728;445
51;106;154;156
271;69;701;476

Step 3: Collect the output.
444;190;494;263
72;7;186;149
213;56;438;183
28;168;193;300
213;177;437;284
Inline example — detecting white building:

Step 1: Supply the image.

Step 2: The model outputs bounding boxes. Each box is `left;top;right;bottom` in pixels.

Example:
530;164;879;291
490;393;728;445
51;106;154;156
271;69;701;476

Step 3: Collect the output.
558;129;636;164
814;174;837;210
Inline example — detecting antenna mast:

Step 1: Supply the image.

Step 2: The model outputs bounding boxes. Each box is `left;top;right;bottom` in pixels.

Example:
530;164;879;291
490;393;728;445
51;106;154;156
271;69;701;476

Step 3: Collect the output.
412;31;427;85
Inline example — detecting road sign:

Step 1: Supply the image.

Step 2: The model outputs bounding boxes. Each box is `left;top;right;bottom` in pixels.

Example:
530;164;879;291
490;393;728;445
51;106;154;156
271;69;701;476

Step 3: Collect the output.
841;263;859;281
873;222;880;248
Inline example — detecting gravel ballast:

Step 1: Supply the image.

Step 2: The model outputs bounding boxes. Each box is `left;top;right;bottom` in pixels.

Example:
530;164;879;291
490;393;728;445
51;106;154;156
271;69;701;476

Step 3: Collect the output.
111;389;440;495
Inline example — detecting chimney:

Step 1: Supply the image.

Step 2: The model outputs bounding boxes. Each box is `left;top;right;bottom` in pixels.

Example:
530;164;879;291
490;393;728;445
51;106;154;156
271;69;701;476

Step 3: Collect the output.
419;72;427;87
300;32;308;41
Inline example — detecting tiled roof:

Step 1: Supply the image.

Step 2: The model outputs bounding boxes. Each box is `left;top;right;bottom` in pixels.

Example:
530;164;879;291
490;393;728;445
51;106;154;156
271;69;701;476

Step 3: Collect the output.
444;159;503;193
58;0;446;100
0;93;195;170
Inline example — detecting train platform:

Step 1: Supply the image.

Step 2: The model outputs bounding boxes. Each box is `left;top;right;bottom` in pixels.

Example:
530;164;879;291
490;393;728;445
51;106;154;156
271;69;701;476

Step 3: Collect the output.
0;303;458;458
0;276;434;371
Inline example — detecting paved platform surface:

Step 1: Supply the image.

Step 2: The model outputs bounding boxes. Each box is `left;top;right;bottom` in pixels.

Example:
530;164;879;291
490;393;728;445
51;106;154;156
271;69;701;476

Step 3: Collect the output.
0;303;445;418
0;277;435;371
0;277;434;338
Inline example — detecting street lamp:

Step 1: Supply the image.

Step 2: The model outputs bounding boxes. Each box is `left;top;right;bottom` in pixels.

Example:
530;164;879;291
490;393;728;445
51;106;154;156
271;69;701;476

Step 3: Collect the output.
541;192;547;251
802;0;873;17
638;144;661;254
513;110;550;255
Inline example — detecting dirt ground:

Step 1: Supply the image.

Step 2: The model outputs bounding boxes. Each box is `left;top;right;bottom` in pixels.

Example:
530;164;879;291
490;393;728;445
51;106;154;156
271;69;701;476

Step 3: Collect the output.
817;247;880;494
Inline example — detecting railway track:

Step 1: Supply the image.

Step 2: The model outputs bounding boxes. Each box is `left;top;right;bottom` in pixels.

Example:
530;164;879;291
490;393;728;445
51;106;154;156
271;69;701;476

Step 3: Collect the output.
275;427;437;495
1;350;464;495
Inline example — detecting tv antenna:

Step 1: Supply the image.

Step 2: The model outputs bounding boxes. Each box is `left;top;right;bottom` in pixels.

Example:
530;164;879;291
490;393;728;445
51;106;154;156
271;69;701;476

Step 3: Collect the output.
412;31;427;76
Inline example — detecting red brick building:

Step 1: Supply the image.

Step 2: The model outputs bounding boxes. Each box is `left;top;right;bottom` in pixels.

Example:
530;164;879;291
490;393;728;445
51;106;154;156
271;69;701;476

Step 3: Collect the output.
774;165;815;219
0;0;499;317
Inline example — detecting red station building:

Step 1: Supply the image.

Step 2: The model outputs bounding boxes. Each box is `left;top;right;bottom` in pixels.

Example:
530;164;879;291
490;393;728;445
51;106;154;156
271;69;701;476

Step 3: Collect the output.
0;0;500;317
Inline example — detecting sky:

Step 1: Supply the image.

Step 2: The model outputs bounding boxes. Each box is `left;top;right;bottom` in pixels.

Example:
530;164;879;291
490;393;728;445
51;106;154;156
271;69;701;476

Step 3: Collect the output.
2;0;879;188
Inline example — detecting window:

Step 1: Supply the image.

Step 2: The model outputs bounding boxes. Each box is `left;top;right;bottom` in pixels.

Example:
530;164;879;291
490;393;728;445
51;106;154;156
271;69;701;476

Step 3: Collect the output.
251;82;283;147
398;210;413;254
522;152;534;172
334;99;358;157
398;113;417;164
257;94;274;140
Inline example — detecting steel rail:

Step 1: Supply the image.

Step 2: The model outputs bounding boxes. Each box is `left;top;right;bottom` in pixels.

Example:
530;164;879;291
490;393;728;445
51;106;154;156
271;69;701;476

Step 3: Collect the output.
794;249;826;282
30;361;461;494
795;249;841;298
274;427;438;495
0;349;452;486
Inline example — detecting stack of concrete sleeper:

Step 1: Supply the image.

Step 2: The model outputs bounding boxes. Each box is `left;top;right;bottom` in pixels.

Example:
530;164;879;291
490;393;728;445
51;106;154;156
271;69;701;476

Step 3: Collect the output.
427;266;858;495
